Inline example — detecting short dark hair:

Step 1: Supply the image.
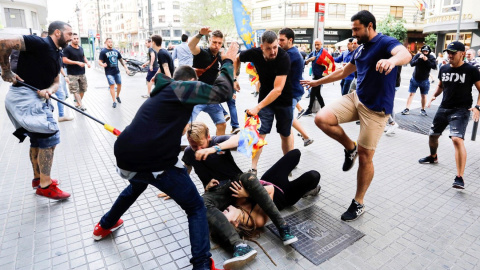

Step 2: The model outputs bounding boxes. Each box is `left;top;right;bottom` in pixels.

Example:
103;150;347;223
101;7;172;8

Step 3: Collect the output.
351;10;376;30
181;34;188;42
146;38;152;42
348;38;354;43
41;31;48;37
279;28;295;42
173;65;197;81
104;37;112;43
262;31;277;44
47;21;71;35
72;33;78;36
211;30;223;39
151;35;162;47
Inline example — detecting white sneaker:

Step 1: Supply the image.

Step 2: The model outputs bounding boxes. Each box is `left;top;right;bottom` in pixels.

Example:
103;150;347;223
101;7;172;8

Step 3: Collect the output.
58;115;74;122
385;122;399;136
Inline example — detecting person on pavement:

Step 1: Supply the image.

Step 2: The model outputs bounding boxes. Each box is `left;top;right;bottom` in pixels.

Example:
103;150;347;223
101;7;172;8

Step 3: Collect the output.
401;45;437;116
98;38;130;108
140;38;159;98
419;41;480;189
300;10;412;221
0;21;73;199
172;34;193;66
334;38;356;96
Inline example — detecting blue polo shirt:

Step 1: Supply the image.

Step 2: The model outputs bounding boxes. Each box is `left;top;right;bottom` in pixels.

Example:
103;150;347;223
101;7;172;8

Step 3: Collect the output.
334;50;355;81
17;35;62;90
286;46;305;98
350;33;401;114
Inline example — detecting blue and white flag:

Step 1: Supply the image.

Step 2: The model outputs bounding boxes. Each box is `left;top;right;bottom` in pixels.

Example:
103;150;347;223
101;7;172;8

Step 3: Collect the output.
232;0;255;49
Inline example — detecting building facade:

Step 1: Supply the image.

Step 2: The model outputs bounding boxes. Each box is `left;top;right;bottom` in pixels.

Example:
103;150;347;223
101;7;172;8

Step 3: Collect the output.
0;0;47;35
250;0;425;52
423;0;480;52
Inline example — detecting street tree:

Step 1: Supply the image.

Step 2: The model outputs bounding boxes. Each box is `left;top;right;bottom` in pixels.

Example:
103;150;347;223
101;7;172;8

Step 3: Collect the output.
377;14;407;42
425;33;437;51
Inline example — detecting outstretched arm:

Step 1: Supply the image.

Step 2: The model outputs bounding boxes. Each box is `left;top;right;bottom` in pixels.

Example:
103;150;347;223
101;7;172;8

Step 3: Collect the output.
301;63;356;88
189;27;211;56
195;134;239;160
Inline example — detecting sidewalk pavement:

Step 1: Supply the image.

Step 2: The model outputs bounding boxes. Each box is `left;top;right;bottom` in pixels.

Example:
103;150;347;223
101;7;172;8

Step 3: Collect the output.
0;66;479;270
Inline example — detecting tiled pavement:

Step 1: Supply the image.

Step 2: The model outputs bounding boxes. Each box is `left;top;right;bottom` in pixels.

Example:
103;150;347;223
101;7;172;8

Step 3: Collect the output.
0;65;479;270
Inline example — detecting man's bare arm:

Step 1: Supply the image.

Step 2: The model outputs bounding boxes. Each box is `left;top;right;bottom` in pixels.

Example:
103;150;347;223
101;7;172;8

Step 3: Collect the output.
247;75;287;116
0;35;26;83
189;27;210;56
301;63;356;88
162;63;172;78
376;45;412;75
426;81;444;108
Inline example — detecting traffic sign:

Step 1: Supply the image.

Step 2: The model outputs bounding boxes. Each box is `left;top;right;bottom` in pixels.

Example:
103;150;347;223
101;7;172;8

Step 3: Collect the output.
96;33;100;39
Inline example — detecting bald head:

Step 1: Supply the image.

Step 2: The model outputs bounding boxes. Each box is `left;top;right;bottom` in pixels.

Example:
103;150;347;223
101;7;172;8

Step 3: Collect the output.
314;39;323;51
466;49;476;61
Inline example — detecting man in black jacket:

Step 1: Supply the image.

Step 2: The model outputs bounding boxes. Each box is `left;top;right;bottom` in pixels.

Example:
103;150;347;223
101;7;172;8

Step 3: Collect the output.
92;43;239;270
402;45;437;116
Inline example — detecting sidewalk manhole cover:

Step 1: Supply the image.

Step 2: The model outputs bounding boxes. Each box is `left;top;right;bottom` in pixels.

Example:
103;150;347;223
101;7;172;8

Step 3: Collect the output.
395;105;438;135
266;205;364;265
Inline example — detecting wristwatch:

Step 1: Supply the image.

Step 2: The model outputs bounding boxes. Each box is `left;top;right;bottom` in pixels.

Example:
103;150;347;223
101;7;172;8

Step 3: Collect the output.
475;105;480;111
213;145;222;154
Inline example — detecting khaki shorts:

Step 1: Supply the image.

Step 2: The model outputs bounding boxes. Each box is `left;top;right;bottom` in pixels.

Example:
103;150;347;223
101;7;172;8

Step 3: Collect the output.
325;91;389;150
68;74;88;94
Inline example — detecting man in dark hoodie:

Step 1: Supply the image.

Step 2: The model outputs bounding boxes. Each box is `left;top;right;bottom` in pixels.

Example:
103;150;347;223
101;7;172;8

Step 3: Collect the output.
402;45;437;116
92;42;239;270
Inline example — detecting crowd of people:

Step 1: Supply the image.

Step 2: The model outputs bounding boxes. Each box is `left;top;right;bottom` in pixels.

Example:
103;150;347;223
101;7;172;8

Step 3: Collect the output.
1;9;480;270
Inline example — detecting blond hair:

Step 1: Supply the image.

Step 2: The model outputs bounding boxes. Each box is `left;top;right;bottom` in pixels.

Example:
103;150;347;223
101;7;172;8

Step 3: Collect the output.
186;122;209;143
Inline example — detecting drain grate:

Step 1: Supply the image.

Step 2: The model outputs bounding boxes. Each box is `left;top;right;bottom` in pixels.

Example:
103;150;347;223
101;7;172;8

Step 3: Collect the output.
266;205;364;265
394;105;439;135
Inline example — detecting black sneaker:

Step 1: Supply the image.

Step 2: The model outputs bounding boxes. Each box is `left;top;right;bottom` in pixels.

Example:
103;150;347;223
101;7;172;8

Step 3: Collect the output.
342;142;358;171
247;168;257;176
297;109;306;119
303;109;313;116
223;244;257;269
419;155;438;164
279;225;298;245
116;97;122;103
401;108;410;115
302;185;321;198
452;176;465;189
112;102;117;108
341;199;365;221
421;109;428;116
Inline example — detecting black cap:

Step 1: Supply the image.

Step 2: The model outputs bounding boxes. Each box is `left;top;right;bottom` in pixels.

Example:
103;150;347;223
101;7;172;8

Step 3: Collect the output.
443;41;465;53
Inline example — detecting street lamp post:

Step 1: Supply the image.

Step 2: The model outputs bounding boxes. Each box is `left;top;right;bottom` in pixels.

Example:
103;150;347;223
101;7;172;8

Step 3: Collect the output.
168;23;172;46
75;5;81;38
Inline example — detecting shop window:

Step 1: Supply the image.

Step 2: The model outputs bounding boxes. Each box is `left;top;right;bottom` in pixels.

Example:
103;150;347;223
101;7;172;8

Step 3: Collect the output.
174;30;182;37
162;29;170;37
31;11;39;29
359;5;372;12
390;6;403;19
329;4;346;19
261;7;271;20
4;8;26;28
444;32;471;49
442;0;461;13
287;3;308;18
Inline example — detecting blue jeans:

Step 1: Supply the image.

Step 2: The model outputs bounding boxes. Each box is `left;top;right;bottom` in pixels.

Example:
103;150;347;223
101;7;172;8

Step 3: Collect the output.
340;79;353;96
99;168;211;269
221;99;239;128
191;104;226;125
106;73;122;85
56;74;67;117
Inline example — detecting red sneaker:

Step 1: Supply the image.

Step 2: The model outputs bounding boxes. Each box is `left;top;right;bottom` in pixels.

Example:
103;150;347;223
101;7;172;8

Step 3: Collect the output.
92;219;124;241
32;178;59;189
35;182;70;200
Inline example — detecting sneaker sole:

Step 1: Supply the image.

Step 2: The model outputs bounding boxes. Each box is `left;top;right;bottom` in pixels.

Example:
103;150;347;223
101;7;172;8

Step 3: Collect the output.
297;111;306;119
452;184;465;189
35;193;70;200
223;250;257;269
419;161;438;164
304;140;314;147
283;236;298;246
92;222;124;241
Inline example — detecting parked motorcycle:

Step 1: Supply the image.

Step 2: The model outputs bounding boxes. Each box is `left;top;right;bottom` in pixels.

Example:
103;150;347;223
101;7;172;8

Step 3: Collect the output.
124;58;148;76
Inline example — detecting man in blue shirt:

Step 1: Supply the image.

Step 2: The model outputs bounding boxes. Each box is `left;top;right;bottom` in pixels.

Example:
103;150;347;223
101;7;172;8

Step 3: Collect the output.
278;28;314;147
172;34;193;66
301;11;411;221
98;38;130;108
334;38;356;95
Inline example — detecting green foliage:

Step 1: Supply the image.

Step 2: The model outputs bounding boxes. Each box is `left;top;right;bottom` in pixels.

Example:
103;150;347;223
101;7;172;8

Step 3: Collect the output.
181;0;237;39
424;33;437;49
377;14;407;42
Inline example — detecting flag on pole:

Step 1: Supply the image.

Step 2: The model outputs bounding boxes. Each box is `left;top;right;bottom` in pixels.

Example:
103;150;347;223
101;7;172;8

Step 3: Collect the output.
232;0;255;49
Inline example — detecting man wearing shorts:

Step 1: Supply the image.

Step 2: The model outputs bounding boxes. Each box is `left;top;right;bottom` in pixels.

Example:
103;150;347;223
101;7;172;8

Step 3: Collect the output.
63;33;90;111
419;41;480;189
0;21;72;199
98;38;130;108
189;27;228;135
401;45;437;116
301;11;411;221
141;38;159;98
234;30;293;175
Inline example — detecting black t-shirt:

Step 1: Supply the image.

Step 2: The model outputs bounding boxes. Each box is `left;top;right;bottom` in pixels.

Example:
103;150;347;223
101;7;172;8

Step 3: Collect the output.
99;48;123;75
157;48;175;75
17;35;61;90
410;53;437;81
148;47;159;69
193;48;221;85
240;47;292;107
438;63;480;109
63;45;86;75
182;135;243;188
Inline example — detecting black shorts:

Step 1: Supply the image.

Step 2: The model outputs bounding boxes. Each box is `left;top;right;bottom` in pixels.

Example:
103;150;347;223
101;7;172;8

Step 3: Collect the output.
429;107;470;139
